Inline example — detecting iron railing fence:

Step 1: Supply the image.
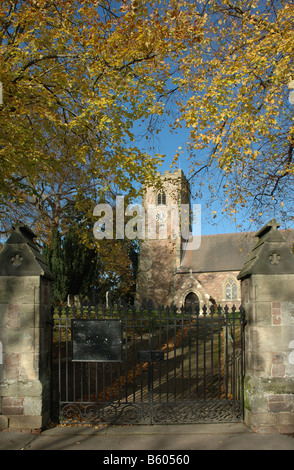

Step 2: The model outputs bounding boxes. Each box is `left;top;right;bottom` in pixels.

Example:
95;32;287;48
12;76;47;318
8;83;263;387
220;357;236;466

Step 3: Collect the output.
50;304;246;425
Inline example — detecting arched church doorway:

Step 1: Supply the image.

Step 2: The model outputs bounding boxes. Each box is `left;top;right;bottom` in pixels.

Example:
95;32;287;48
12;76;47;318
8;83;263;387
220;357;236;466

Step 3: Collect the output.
184;292;199;312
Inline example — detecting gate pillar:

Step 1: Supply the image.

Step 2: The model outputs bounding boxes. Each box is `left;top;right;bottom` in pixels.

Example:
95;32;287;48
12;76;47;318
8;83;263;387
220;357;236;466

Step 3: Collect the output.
0;224;54;430
238;219;294;433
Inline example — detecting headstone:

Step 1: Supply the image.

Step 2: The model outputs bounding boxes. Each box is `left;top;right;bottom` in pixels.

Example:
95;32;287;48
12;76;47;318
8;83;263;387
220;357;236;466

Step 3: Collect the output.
147;298;156;310
74;295;81;308
106;291;112;308
67;294;74;307
141;298;148;309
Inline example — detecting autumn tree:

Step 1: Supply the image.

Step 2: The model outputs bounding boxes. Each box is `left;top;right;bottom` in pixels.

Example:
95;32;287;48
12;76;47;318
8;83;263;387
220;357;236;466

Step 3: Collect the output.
41;189;140;304
173;0;294;226
94;238;139;304
43;222;139;305
0;0;203;238
43;223;98;304
2;0;291;236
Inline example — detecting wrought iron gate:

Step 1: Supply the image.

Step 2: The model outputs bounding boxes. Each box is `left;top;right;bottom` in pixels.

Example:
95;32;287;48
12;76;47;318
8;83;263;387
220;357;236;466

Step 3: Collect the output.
51;304;246;425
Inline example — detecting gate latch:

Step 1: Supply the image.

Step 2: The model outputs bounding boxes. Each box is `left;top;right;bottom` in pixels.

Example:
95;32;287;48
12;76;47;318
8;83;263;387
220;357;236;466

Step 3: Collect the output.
138;350;164;362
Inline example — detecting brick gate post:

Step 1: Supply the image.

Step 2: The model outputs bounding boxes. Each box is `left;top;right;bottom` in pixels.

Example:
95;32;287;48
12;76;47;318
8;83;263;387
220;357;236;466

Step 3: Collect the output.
238;219;294;433
0;224;54;430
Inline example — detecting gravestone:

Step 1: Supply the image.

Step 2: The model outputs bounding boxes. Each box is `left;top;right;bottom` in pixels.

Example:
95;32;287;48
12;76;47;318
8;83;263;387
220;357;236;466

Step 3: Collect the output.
238;219;294;433
67;294;74;307
0;223;54;430
106;291;111;308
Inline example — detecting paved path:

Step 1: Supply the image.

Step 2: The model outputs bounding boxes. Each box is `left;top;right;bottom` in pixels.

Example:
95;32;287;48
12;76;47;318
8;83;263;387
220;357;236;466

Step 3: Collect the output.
1;423;294;451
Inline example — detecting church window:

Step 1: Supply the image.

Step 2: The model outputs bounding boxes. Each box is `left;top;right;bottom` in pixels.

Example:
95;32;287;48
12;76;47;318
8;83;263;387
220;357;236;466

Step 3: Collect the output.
157;191;166;205
225;278;238;300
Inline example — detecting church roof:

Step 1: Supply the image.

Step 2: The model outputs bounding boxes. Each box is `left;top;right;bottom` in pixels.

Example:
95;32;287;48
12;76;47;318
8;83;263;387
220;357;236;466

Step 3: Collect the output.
179;229;294;273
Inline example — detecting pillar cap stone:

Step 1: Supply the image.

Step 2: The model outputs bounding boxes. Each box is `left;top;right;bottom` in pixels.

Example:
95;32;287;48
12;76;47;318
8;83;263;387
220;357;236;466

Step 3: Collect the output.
237;218;294;280
0;222;54;279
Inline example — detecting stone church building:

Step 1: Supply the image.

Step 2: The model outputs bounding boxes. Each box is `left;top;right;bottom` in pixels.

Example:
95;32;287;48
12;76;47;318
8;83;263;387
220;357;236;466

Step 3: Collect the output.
135;168;294;310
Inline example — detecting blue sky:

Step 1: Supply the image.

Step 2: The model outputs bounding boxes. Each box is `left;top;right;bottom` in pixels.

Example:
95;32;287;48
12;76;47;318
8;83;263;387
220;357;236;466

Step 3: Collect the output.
144;123;262;237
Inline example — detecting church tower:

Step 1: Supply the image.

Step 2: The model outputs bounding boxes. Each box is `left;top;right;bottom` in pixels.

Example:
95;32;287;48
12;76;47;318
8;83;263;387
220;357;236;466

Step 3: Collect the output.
135;168;191;307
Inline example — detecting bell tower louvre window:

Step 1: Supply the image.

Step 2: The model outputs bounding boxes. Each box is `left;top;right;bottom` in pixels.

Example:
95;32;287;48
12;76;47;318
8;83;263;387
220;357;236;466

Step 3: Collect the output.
157;191;166;205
